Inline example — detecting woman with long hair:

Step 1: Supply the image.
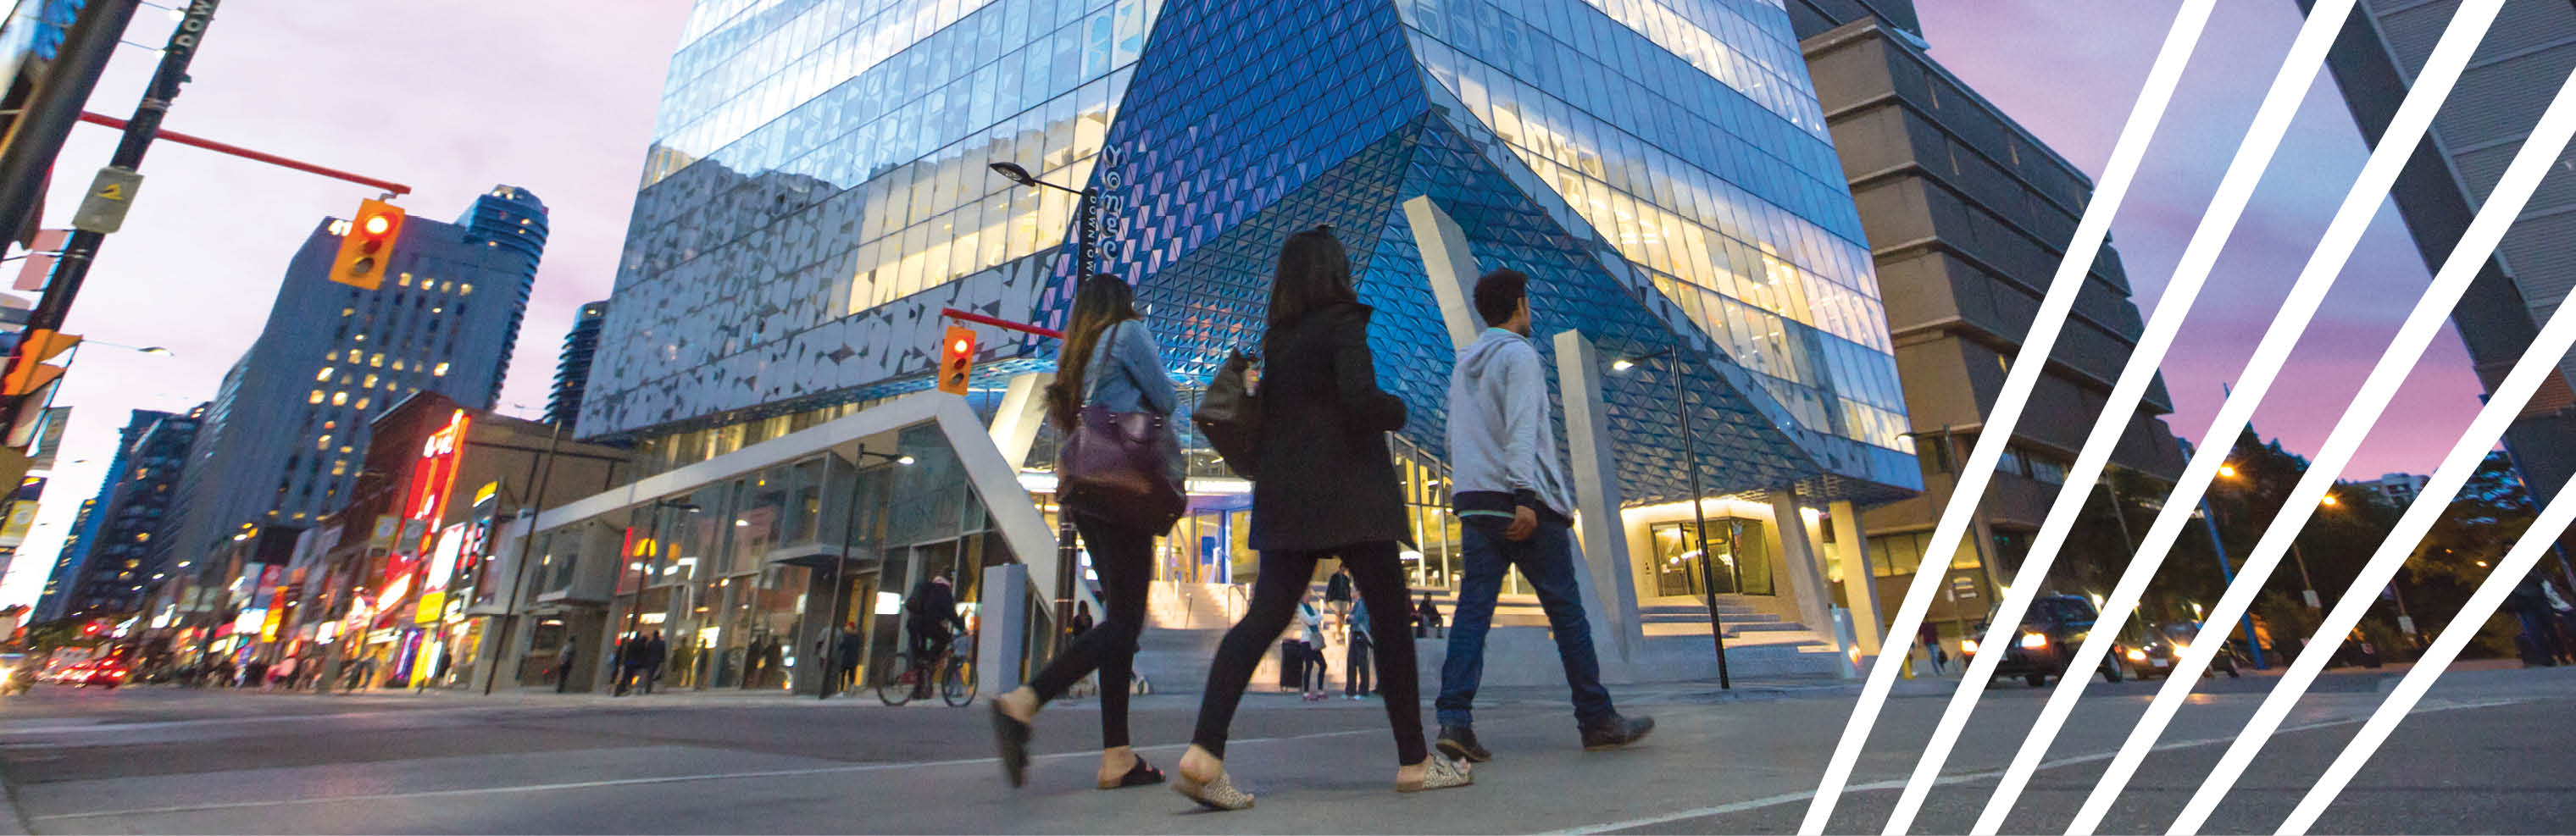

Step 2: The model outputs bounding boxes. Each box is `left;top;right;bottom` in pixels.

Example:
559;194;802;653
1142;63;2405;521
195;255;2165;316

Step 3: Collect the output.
989;274;1177;791
1171;225;1470;810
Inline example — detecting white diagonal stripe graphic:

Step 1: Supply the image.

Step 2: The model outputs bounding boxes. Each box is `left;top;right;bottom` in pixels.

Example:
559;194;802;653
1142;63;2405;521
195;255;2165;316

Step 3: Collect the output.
1971;1;2504;832
2064;57;2576;836
2275;474;2576;835
1883;1;2360;832
1796;3;2218;832
2166;65;2576;835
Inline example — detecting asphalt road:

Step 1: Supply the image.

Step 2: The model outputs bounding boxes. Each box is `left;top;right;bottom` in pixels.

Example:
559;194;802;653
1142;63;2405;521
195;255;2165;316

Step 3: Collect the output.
0;664;2568;834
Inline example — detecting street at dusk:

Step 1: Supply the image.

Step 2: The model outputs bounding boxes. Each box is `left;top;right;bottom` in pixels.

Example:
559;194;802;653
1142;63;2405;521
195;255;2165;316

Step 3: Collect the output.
1;665;2570;834
2;0;2574;833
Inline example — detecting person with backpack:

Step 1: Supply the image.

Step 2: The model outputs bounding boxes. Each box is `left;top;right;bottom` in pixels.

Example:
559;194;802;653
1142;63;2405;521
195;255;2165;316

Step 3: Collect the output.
1171;226;1470;810
1326;567;1356;638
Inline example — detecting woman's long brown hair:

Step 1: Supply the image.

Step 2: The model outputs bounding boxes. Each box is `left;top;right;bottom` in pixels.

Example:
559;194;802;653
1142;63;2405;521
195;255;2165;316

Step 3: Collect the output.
1046;274;1141;430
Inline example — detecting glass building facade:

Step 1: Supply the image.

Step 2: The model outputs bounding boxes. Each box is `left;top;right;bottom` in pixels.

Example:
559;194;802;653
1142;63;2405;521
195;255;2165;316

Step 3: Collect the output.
586;0;1920;627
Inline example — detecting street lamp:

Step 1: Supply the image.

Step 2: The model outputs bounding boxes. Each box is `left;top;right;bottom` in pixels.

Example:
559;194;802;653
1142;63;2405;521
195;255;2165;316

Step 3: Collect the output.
822;447;913;700
1613;347;1729;689
991;159;1099;660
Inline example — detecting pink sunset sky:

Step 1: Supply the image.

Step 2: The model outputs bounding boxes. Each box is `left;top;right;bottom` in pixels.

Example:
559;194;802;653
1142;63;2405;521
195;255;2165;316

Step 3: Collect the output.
0;1;2496;607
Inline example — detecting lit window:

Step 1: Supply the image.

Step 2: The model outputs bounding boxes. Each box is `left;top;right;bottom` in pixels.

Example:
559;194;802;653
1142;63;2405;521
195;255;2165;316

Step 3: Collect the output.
339;446;353;454
136;533;148;542
397;274;412;287
308;390;325;404
316;368;332;382
440;280;453;292
460;284;473;296
433;362;450;376
342;307;355;317
354;334;366;342
391;360;406;371
363;374;378;387
355;397;369;410
370;353;384;368
316;435;331;450
331;391;347;406
432;307;443;314
325;351;338;361
323;420;336;429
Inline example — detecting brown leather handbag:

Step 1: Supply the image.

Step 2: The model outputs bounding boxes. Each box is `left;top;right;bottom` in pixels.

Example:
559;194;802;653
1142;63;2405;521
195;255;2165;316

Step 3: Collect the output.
1058;323;1186;534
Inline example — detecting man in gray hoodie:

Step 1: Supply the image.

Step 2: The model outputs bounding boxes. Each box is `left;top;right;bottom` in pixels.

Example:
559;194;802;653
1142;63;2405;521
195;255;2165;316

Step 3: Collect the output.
1435;269;1653;763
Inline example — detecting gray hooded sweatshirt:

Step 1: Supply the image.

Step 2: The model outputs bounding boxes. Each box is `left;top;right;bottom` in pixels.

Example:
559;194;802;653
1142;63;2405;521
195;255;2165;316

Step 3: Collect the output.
1446;327;1578;522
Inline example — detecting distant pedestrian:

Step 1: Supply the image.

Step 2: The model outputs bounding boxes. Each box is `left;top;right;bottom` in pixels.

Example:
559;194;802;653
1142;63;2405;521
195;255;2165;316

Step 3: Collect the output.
1326;567;1355;637
1417;592;1444;639
743;637;769;689
835;623;863;695
554;640;578;693
1436;268;1652;763
2545;578;2576;666
615;634;649;695
1346;595;1374;699
645;631;669;694
2511;573;2561;667
1299;594;1330;700
1070;605;1096;639
760;639;785;689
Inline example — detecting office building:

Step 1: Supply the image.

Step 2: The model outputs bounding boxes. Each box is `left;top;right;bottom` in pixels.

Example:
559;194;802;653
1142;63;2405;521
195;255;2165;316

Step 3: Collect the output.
550;0;1938;692
2373;472;2432;507
53;407;199;620
2301;0;2576;552
1793;3;2188;636
33;408;160;621
545;301;609;429
159;187;549;589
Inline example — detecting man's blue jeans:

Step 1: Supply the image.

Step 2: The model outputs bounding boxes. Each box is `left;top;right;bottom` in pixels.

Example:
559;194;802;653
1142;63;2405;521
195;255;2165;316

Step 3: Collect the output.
1436;518;1615;728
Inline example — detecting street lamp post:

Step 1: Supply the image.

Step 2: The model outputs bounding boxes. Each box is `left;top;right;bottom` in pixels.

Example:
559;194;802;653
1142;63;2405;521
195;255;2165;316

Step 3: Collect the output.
990;160;1096;659
1613;349;1730;689
620;499;701;694
821;448;913;700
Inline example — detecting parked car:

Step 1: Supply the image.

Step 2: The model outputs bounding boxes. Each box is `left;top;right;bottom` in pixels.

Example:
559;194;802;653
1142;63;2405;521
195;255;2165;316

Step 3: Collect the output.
1964;595;2127;686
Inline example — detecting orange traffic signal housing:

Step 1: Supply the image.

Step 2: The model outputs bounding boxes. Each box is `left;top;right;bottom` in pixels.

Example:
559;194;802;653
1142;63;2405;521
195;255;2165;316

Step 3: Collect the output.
938;326;976;396
330;198;407;290
0;329;80;397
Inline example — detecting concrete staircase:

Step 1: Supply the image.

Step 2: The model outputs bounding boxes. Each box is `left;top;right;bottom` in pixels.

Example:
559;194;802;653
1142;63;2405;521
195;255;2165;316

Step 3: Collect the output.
1118;585;1849;695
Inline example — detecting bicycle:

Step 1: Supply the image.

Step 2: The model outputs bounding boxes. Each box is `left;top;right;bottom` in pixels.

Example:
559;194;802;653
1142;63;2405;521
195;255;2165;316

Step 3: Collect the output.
876;635;976;706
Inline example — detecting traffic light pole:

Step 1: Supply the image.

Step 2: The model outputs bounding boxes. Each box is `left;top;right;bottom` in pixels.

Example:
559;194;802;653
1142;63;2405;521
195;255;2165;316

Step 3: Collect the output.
0;0;219;433
0;0;139;246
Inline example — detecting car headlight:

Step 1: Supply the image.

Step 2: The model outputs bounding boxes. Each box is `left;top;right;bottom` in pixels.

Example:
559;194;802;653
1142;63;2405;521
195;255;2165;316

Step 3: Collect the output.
1960;637;1979;655
2124;648;2146;662
2020;632;2047;649
2171;641;2189;656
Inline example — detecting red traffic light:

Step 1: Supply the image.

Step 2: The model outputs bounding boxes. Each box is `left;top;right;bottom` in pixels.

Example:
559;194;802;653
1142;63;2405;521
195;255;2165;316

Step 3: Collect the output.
937;326;976;396
330;198;407;290
362;213;391;235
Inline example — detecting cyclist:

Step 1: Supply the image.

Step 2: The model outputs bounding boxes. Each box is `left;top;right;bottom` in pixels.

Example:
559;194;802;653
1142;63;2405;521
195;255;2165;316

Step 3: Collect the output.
906;574;966;695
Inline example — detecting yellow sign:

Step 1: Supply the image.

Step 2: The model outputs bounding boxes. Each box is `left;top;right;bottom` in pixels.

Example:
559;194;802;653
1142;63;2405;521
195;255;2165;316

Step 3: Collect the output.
474;481;499;507
414;590;446;625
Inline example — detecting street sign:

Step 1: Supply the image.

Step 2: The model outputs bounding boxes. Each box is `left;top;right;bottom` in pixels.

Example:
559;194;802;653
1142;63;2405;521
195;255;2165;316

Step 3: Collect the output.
69;166;142;234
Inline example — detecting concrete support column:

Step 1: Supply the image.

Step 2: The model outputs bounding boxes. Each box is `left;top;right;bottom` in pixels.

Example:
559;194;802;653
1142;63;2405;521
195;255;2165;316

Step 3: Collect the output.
1770;488;1835;651
980;563;1030;695
1826;500;1885;657
1552;329;1641;666
1404;196;1485;351
988;372;1054;471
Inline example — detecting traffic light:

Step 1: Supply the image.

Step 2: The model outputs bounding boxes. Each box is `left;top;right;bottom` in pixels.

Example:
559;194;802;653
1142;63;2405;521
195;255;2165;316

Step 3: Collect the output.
937;325;975;396
0;328;79;448
330;198;406;290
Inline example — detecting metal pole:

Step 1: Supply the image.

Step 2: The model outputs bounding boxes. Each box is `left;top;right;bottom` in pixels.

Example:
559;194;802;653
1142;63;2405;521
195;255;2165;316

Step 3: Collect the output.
619;506;662;694
1674;357;1730;689
0;0;140;244
3;1;218;433
1052;191;1096;659
821;455;868;700
2290;540;2322;610
484;420;562;695
2198;498;2267;670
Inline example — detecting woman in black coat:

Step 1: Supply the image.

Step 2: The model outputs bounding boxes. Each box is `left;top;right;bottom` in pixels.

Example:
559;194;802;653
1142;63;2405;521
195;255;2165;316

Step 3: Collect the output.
1171;226;1469;811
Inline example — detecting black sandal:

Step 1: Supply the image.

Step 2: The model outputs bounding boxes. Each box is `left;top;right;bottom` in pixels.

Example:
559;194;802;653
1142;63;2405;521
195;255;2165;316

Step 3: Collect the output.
990;703;1031;788
1100;756;1166;789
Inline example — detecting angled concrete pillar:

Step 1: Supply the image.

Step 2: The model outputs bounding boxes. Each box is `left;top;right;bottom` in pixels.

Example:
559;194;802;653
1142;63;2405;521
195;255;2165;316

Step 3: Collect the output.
1405;196;1485;351
1770;488;1835;650
1552;329;1641;666
988;371;1055;470
1826;499;1884;656
979;563;1029;695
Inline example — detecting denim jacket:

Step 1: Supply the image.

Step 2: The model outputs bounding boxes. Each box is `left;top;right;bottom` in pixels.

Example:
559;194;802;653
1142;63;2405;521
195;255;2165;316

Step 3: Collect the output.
1084;319;1177;416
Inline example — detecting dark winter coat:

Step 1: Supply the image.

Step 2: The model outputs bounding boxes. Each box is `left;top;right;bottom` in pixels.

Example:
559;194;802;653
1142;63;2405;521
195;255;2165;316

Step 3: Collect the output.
1248;302;1410;551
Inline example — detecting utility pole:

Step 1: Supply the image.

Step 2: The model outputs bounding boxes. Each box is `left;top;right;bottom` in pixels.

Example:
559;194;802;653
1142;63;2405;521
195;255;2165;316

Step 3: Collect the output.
0;0;219;435
0;0;139;243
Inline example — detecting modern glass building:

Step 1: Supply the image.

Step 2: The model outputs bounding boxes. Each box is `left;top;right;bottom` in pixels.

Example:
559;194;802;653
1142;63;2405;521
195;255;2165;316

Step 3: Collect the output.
571;0;1927;688
545;301;612;429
